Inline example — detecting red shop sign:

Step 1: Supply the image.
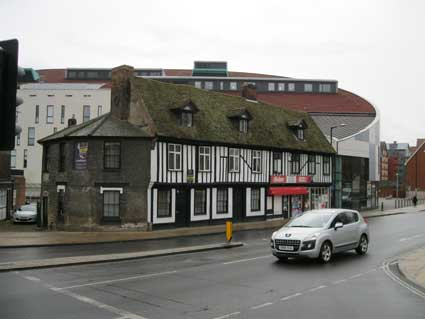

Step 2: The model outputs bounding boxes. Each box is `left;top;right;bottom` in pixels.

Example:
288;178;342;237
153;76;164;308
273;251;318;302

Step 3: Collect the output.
270;175;312;184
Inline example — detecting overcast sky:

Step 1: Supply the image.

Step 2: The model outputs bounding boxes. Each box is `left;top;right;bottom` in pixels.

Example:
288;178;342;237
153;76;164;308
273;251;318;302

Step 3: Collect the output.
2;0;424;145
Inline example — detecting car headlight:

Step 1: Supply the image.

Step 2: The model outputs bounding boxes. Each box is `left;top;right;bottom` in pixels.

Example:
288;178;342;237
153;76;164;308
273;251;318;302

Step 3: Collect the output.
270;239;275;248
301;240;316;251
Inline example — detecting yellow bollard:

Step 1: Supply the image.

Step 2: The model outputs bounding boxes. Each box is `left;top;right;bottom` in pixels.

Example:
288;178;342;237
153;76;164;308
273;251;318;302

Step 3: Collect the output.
226;220;232;242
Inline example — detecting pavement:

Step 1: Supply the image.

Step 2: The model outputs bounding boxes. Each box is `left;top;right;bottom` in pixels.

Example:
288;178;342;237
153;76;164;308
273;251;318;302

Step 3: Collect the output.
2;211;425;319
398;246;425;291
1;204;424;248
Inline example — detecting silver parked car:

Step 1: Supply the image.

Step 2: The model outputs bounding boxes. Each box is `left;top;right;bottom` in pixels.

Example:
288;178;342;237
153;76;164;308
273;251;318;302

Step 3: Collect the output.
13;204;37;223
271;209;369;263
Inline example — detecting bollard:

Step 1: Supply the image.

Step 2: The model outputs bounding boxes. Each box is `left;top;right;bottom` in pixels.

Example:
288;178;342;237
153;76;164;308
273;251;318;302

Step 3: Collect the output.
381;202;384;211
226;220;232;243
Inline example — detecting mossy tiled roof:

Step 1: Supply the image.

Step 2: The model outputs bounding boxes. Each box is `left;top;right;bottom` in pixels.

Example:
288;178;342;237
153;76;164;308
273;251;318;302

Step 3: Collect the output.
134;77;334;154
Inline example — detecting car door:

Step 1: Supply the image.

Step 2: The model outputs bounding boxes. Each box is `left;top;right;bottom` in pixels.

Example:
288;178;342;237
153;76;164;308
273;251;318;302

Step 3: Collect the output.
342;212;359;247
330;213;350;249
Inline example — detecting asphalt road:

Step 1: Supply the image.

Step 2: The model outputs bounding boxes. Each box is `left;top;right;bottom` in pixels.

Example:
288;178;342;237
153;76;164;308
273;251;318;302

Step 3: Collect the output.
2;211;425;319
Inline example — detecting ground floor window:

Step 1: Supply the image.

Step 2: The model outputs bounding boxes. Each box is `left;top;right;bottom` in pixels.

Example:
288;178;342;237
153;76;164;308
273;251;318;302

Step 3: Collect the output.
309;187;330;209
217;188;228;214
0;190;6;220
157;190;171;218
194;189;207;216
103;191;120;218
251;188;260;211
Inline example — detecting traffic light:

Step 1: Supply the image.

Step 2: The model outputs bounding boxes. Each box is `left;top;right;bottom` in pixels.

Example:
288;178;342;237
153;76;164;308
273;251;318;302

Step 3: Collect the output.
0;39;23;151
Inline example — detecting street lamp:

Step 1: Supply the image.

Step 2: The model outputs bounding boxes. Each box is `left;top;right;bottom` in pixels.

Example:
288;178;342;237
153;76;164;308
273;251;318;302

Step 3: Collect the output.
396;172;399;198
329;123;346;149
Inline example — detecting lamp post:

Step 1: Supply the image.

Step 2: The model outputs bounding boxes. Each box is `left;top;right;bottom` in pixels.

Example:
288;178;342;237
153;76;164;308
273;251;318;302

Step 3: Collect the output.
329;123;346;148
396;172;399;198
329;123;346;208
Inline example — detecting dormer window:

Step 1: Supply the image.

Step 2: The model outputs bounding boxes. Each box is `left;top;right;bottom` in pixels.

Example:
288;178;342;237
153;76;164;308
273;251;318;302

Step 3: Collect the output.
239;118;248;133
181;112;192;127
297;127;304;140
288;119;308;141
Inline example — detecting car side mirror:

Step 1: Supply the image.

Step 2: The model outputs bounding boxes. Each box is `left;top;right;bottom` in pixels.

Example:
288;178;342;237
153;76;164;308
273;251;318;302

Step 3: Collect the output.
334;222;343;230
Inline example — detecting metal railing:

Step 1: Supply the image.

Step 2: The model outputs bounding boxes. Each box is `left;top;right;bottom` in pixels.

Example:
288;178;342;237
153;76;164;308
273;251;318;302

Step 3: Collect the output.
394;198;425;209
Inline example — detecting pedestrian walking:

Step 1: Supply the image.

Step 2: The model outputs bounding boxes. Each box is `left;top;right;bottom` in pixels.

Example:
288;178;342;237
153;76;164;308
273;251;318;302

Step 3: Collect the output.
412;195;418;207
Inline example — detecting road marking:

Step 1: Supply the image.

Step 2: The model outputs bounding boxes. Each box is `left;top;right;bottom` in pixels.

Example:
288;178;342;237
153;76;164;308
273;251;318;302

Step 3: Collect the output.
280;292;302;301
349;273;363;279
364;268;377;274
382;261;425;300
221;255;271;265
309;285;327;292
250;302;273;310
400;234;424;242
211;311;241;319
53;287;148;319
54;270;178;290
22;276;41;282
332;279;347;285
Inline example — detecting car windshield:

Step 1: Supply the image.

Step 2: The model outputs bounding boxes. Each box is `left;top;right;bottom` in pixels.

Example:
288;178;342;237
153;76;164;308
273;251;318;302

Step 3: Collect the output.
20;205;36;212
287;212;333;228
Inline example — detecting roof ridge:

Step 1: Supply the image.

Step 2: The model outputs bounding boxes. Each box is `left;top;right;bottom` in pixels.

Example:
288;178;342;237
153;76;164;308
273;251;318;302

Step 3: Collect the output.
88;113;111;136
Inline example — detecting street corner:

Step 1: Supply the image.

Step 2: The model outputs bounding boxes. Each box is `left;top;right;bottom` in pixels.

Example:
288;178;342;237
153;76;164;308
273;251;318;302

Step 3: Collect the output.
397;246;425;291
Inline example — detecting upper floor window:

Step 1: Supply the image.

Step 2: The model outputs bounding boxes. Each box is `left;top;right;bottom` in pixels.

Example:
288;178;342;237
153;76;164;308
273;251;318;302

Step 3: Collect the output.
290;153;300;174
180;112;193;127
43;145;50;172
27;127;35;146
268;82;275;91
297;128;304;140
323;156;331;175
103;191;120;219
304;83;313;92
10;150;16;168
23;149;28;168
319;83;331;93
252;150;262;173
251;188;261;211
16;133;20;146
157;189;171;217
230;82;237;91
60;105;65;124
204;81;213;90
273;152;282;174
194;189;207;216
97;105;103;117
278;83;285;91
229;148;240;172
308;154;316;175
194;81;202;89
35;105;39;123
168;144;182;171
83;105;90;122
59;143;66;172
216;188;228;214
239;119;248;133
46;105;54;124
104;142;121;169
288;83;295;92
199;146;211;172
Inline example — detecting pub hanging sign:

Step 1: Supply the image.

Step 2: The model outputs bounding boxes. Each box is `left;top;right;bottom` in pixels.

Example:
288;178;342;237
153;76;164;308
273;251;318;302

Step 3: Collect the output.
270;175;312;184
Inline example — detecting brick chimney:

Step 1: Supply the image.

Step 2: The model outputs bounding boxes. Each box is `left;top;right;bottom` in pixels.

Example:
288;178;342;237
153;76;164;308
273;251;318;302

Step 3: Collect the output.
241;83;257;101
111;65;134;121
67;114;77;127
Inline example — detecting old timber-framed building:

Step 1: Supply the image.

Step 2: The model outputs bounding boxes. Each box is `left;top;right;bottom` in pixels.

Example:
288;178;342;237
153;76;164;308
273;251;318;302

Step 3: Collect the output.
39;66;334;230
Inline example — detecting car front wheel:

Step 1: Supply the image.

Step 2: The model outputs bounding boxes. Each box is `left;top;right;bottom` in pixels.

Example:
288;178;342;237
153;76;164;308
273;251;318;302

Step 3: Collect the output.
318;241;332;263
356;235;368;255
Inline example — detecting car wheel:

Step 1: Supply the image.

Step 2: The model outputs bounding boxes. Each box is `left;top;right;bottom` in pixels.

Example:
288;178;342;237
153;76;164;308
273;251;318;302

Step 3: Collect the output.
318;241;332;263
356;235;368;255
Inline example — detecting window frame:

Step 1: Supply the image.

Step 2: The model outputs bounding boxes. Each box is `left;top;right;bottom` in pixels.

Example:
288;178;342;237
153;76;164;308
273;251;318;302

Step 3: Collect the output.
27;127;35;146
180;112;193;127
230;82;237;91
198;146;211;172
168;144;182;171
83;105;90;123
290;153;300;174
304;83;313;92
194;81;202;89
323;156;331;176
46;105;54;124
103;141;121;170
319;83;331;93
216;188;228;214
194;189;207;216
239;119;248;133
35;105;39;124
273;152;282;174
308;154;316;175
251;188;261;212
268;82;275;91
297;128;305;140
252;150;262;173
157;189;171;218
103;190;120;220
204;81;213;90
288;83;295;92
277;83;285;91
228;148;240;172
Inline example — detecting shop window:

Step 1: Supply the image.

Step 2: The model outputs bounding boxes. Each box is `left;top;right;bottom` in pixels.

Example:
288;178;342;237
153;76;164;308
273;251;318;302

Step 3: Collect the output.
308;154;316;175
199;146;211;171
103;191;120;219
229;148;240;172
157;190;171;217
194;189;207;216
251;188;261;211
104;142;121;169
216;188;228;214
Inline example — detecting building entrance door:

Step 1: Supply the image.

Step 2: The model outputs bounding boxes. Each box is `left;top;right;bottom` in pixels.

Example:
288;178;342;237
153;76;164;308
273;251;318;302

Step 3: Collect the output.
273;196;282;216
232;187;244;222
57;190;65;224
175;189;189;227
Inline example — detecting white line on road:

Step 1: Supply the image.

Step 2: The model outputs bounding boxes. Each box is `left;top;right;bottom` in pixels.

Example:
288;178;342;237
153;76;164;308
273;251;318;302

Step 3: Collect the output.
280;292;303;301
211;311;241;319
22;276;41;282
221;255;271;265
349;273;363;279
309;285;327;292
332;279;347;285
400;234;424;242
250;302;273;310
364;268;377;274
54;270;178;290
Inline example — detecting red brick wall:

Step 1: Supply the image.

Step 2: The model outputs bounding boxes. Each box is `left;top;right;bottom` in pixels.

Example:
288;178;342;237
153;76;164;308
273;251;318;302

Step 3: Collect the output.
407;143;425;190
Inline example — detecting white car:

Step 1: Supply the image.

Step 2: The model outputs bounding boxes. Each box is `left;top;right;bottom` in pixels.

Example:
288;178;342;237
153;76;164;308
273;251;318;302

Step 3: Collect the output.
271;209;369;263
13;204;38;223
